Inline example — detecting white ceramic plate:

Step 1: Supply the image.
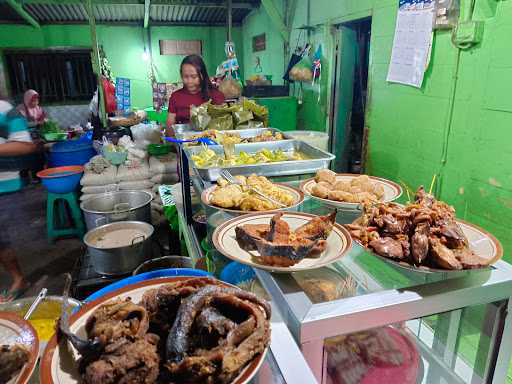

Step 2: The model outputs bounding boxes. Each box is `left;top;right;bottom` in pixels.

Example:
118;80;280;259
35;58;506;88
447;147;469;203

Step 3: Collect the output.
201;183;304;214
40;277;268;384
301;173;402;210
357;219;503;273
0;312;39;384
213;212;353;273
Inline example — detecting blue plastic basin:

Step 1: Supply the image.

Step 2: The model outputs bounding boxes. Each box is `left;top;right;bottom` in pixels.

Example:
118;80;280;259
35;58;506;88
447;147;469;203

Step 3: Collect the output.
37;166;84;193
49;140;96;167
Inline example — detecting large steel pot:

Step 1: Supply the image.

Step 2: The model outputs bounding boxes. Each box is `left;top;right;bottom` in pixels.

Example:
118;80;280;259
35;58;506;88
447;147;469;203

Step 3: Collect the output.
84;221;154;275
80;190;153;230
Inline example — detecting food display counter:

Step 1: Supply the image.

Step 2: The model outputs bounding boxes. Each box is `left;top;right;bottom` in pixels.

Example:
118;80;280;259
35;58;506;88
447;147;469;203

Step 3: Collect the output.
171;175;512;384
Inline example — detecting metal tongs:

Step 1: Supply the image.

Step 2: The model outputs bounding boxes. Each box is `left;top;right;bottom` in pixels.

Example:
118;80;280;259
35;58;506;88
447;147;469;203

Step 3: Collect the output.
219;169;287;208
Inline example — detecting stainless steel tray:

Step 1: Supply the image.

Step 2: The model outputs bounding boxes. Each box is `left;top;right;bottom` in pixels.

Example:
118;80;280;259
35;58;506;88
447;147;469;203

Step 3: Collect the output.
176;127;285;142
184;140;335;181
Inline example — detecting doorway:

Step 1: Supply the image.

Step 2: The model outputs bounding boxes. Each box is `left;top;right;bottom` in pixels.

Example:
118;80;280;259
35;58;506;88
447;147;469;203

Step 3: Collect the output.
331;18;371;173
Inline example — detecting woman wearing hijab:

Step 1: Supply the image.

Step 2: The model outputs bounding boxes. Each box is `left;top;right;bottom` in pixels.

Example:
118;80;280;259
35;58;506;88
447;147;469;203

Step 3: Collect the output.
17;89;47;126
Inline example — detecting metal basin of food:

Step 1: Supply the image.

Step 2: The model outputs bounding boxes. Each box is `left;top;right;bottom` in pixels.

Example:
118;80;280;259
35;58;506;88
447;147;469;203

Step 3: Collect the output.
132;256;193;275
0;295;81;353
84;221;154;275
80;190;153;230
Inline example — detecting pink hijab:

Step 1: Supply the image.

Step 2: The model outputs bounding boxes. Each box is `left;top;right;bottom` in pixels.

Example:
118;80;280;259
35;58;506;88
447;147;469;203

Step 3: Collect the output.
17;89;46;123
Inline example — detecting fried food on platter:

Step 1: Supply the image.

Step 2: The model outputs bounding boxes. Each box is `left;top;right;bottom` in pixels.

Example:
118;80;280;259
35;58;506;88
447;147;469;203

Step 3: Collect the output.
311;170;385;204
209;174;295;211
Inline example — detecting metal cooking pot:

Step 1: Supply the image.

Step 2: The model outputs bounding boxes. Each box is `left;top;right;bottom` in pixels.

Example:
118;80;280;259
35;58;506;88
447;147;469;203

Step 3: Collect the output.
84;221;154;276
80;190;153;230
132;256;193;276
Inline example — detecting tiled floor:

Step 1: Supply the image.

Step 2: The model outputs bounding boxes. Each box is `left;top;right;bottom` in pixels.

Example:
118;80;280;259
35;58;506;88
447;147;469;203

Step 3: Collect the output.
0;184;84;298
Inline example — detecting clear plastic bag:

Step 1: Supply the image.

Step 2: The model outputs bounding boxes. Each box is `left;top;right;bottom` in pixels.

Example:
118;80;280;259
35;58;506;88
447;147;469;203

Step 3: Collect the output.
219;77;242;99
289;55;314;82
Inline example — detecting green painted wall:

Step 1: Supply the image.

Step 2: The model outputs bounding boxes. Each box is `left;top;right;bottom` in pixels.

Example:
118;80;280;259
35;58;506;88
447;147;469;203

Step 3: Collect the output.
241;0;285;85
0;24;242;108
245;0;512;265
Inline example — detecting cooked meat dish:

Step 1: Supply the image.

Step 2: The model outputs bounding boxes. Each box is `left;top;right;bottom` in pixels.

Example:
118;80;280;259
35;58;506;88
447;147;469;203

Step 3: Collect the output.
235;211;336;267
346;187;489;270
58;277;271;384
0;344;30;383
311;170;385;204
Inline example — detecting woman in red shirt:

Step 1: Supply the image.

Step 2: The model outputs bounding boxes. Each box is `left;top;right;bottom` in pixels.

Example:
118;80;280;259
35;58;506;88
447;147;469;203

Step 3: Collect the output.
166;55;225;136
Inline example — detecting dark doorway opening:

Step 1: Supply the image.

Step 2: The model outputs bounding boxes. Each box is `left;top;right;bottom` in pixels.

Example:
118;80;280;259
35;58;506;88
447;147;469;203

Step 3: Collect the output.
331;18;371;173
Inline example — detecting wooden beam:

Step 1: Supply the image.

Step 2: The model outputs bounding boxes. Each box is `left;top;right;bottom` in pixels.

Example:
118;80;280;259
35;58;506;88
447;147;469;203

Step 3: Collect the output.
20;0;257;8
86;0;106;126
260;0;289;42
5;0;41;29
143;0;150;28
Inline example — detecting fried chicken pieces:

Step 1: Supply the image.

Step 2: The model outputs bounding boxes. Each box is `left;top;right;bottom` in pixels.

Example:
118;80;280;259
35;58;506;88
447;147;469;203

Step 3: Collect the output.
347;187;488;270
0;344;30;383
311;170;385;204
65;278;271;384
210;174;295;211
235;211;337;267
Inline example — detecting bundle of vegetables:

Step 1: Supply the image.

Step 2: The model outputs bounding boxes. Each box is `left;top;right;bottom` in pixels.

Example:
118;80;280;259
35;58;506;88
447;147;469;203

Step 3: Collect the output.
41;120;63;134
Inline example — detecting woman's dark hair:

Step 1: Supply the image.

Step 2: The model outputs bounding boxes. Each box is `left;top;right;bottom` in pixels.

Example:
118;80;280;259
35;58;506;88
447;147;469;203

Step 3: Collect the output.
180;54;212;101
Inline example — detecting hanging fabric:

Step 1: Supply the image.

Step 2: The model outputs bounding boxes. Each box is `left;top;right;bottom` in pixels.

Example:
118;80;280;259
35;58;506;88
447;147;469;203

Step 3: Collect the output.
312;44;322;103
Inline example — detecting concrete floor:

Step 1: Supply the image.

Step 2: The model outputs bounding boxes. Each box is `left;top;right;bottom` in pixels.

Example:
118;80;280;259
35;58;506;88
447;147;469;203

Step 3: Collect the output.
0;184;84;298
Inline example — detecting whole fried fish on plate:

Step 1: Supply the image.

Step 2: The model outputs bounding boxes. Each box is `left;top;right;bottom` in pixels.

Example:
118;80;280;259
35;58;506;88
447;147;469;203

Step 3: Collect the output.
235;211;337;267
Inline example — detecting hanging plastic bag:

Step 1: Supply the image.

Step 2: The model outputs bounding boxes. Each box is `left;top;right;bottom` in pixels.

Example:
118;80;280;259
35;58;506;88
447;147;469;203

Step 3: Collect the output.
289;55;314;82
219;77;242;99
190;102;211;131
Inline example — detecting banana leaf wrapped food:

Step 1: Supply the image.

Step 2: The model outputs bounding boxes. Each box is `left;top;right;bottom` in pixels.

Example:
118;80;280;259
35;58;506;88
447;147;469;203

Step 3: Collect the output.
190;102;211;130
207;113;234;131
242;98;269;126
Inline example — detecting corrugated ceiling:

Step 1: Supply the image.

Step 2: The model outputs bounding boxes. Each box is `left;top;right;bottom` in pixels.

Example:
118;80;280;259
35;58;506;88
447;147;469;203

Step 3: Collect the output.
0;1;259;25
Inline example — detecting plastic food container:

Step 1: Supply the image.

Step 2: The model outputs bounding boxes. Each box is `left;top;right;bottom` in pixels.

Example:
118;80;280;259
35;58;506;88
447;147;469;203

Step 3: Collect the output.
285;130;329;152
103;150;128;165
148;143;172;156
37;165;84;193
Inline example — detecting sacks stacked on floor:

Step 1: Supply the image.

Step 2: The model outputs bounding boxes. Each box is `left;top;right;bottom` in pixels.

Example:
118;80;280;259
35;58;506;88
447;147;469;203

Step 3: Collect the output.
80;156;118;201
149;154;179;224
116;158;154;200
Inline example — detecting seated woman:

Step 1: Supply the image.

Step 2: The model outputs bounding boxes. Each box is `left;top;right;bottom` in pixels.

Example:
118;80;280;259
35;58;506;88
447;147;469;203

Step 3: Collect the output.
166;55;225;136
16;89;47;127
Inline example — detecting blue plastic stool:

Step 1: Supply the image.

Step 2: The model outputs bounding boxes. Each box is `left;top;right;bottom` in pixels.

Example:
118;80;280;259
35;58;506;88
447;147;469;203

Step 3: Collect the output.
47;192;85;243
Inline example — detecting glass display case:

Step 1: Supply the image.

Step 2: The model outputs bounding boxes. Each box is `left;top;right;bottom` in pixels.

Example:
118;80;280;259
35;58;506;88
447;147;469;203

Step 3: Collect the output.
171;171;512;384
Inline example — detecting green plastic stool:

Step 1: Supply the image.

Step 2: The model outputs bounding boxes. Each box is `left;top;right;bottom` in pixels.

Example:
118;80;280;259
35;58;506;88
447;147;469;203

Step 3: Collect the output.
47;192;85;243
